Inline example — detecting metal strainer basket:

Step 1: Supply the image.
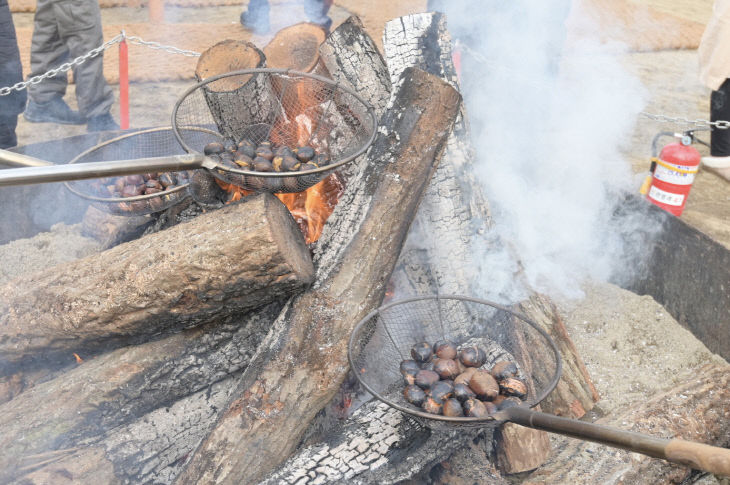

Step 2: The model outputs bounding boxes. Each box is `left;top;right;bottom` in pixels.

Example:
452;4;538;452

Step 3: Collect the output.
172;68;378;193
348;295;562;431
64;127;217;216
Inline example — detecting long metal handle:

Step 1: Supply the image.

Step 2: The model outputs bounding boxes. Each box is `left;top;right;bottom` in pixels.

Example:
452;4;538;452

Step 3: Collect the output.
505;406;730;476
0;154;208;187
0;148;54;168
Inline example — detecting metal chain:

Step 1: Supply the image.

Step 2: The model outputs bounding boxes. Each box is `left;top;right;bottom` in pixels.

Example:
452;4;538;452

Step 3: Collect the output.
125;35;200;58
0;32;200;96
640;112;730;130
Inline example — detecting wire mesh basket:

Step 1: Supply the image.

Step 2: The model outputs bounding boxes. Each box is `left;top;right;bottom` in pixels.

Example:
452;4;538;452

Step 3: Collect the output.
348;295;562;431
64;127;216;216
172;68;377;193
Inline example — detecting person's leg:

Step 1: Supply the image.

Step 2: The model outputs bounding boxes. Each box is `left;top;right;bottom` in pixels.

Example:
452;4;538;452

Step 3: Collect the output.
0;0;26;145
710;78;730;157
53;0;115;129
26;0;68;104
240;0;270;34
303;0;332;31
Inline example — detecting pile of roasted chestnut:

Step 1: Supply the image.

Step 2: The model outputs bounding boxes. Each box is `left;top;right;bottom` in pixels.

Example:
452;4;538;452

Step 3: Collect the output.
400;340;528;417
204;139;328;173
87;172;188;212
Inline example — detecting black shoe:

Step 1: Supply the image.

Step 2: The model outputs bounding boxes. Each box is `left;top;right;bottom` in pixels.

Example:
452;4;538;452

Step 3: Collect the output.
240;10;270;34
24;97;85;125
0;125;18;149
87;113;120;132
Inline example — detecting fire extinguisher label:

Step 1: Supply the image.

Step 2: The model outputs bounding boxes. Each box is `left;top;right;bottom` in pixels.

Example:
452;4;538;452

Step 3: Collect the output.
653;163;696;185
648;185;685;206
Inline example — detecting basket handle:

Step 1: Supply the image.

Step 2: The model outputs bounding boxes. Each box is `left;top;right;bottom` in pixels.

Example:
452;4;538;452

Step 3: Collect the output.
505;406;730;476
0;153;207;187
0;148;54;168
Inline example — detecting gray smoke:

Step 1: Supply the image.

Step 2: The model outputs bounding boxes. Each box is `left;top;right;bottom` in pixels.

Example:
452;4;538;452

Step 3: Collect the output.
441;1;657;301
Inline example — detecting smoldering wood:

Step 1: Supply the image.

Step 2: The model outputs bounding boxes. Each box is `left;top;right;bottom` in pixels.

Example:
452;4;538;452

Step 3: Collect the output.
0;301;284;483
317;16;392;184
80;205;155;250
514;294;599;419
524;363;730;484
383;12;492;296
0;193;313;370
176;67;462;484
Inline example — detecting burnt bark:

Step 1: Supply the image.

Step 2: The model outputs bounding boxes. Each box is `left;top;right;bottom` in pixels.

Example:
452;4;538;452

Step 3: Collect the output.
0;302;284;483
383;12;492;296
0;193;313;371
524;363;730;484
176;67;462;484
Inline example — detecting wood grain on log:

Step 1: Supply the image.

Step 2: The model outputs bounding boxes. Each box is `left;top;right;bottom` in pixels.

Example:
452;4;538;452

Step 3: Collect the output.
0;302;284;483
0;193;313;370
495;423;552;474
524;363;730;484
263;22;327;74
176;67;462;484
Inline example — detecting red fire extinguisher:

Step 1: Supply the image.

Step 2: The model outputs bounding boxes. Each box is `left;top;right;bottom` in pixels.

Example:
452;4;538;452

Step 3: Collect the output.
639;132;700;216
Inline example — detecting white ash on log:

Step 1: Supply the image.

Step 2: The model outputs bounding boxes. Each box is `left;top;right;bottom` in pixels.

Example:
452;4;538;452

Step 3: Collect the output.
0;193;313;371
383;12;491;296
524;363;730;484
176;67;462;484
0;301;284;483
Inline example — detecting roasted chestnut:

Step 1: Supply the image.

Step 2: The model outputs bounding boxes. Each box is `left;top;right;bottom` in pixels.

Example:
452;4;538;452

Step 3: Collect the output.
299;161;319;171
454;367;477;386
403;385;426;407
313;153;329;166
252;157;274;172
204;142;225;155
159;173;177;188
275;145;294;157
420;361;435;371
433;340;458;360
237;145;256;159
468;370;499;401
414;369;440;390
453;383;476;403
121;184;144;197
259;140;272;148
400;360;421;385
272;156;284;172
443;398;464;417
422;396;443;415
295;146;315;162
224;139;238;152
459;345;486;368
282;155;301;171
145;179;162;190
238;138;255;149
497;396;523;411
144;187;162;195
498;377;527;399
255;146;274;161
483;401;498;414
234;154;253;169
463;398;488;418
433;358;460;380
429;380;454;401
490;361;518;381
410;342;432;363
125;174;144;185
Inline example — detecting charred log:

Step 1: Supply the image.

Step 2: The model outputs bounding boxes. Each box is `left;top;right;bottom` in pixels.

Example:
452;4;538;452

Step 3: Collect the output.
0;193;313;371
176;67;462;484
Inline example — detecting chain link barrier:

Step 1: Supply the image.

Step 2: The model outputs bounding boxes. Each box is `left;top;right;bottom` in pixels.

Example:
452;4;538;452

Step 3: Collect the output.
639;112;729;130
0;32;200;97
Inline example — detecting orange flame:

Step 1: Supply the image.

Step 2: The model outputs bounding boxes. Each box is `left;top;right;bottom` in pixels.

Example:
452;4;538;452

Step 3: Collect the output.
73;353;84;364
217;79;342;244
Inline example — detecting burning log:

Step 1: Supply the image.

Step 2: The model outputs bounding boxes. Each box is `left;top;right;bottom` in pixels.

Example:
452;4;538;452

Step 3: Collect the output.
176;67;462;484
263;22;328;75
0;193;314;370
524;363;730;484
0;301;284;483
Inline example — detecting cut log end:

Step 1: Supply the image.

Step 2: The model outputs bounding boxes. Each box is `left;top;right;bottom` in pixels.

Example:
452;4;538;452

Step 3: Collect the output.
195;39;265;92
262;193;314;284
263;22;327;73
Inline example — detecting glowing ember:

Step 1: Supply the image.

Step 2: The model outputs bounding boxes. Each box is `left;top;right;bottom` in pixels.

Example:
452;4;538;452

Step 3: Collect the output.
73;353;84;364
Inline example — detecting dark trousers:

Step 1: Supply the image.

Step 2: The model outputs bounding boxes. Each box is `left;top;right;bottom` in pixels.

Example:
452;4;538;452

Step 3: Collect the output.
27;0;113;119
0;0;26;147
711;78;730;157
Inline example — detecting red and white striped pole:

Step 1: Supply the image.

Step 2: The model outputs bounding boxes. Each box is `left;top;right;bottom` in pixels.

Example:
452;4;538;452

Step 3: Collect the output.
119;32;130;130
